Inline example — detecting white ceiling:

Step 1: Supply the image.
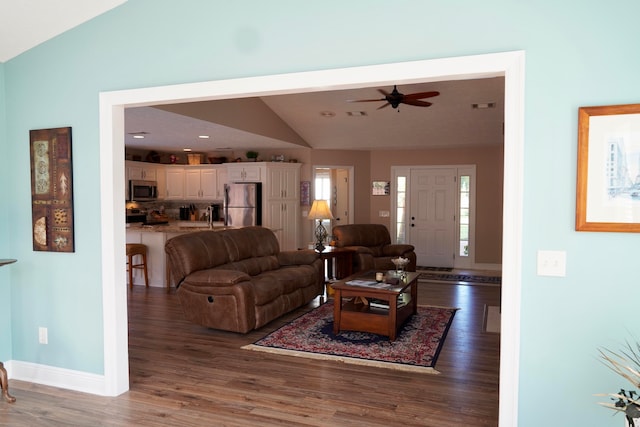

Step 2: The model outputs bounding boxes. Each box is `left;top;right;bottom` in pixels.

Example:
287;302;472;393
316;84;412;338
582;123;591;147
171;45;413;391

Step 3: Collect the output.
0;1;504;153
0;0;127;63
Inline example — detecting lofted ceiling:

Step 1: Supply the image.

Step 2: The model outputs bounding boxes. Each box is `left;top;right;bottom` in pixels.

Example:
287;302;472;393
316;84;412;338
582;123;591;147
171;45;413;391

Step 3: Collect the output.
125;77;505;154
0;1;504;154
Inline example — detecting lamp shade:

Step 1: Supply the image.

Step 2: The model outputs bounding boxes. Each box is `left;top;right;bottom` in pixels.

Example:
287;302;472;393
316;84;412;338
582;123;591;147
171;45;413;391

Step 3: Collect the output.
308;199;334;220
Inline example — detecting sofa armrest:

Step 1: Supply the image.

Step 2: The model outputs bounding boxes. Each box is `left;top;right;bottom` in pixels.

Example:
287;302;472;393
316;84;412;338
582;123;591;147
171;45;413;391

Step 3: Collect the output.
277;250;320;266
381;244;415;257
183;269;251;287
343;245;374;255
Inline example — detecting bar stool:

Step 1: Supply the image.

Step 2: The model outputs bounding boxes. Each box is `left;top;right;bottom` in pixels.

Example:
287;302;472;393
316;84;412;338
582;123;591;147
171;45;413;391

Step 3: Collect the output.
126;243;149;289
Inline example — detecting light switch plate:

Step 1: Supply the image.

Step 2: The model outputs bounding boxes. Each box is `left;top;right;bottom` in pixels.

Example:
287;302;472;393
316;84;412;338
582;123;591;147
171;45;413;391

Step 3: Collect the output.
537;250;566;277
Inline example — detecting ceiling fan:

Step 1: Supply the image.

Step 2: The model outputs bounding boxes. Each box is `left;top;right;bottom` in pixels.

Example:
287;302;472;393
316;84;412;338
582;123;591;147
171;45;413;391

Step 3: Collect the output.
349;85;440;110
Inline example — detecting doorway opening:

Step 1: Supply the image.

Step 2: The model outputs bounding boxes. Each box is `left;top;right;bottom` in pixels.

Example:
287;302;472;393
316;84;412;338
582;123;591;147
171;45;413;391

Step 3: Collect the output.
100;52;524;425
392;165;479;269
311;165;354;245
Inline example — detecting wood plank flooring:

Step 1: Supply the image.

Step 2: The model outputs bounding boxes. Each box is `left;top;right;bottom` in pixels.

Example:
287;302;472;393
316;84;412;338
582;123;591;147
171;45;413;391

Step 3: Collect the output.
1;279;500;426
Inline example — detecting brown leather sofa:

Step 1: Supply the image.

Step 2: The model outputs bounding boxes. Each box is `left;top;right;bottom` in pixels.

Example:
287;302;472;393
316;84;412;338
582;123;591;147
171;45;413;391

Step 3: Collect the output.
332;224;417;273
165;226;323;333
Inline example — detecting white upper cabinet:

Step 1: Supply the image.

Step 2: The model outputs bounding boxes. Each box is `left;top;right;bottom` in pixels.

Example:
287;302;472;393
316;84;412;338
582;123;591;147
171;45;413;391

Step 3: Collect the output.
227;163;264;182
126;160;158;181
164;166;185;200
184;166;219;200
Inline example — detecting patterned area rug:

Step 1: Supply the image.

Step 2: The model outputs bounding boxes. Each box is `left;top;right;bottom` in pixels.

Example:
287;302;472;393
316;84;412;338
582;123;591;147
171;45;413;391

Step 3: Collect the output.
417;266;453;272
418;272;501;285
243;303;457;374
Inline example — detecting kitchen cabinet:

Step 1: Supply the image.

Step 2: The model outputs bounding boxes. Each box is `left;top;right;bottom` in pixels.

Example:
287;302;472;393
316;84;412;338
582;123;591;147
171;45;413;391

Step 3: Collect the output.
216;167;227;199
185;166;218;200
227;163;264;182
126;160;158;181
164;166;185;200
267;199;298;251
263;163;301;251
267;165;299;199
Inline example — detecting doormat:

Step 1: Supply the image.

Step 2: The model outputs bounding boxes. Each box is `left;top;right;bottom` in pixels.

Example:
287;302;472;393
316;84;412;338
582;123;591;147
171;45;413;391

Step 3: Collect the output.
483;305;500;333
418;272;501;286
417;266;453;272
243;303;457;374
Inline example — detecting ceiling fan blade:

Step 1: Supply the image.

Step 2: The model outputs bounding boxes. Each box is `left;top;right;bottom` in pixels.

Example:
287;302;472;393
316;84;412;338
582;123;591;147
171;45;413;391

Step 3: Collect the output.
402;99;433;107
403;91;440;100
348;98;386;103
377;102;391;110
377;88;390;97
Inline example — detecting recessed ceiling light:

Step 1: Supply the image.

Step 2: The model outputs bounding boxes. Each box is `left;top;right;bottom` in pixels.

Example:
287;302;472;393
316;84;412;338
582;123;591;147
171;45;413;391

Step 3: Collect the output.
183;148;192;152
346;111;367;117
128;131;148;138
198;135;210;139
320;111;336;118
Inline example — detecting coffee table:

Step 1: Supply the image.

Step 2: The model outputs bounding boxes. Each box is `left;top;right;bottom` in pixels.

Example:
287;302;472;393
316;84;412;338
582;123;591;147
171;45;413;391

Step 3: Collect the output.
332;270;419;341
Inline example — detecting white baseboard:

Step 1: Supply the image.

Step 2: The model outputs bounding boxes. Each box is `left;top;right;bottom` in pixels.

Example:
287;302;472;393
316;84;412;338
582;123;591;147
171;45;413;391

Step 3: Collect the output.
6;360;109;396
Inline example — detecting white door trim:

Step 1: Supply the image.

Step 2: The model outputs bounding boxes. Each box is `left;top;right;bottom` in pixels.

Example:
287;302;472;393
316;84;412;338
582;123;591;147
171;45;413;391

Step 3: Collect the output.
99;51;524;426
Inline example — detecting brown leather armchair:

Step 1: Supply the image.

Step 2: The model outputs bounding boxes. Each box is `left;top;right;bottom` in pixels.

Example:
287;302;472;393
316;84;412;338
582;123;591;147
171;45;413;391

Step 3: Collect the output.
332;224;417;274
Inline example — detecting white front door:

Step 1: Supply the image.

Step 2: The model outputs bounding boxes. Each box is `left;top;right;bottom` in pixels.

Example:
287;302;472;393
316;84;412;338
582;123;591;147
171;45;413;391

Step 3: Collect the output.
409;168;457;267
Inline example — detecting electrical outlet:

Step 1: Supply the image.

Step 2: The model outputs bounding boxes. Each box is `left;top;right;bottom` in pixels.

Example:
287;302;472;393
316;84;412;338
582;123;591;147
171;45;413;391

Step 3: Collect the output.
39;327;48;344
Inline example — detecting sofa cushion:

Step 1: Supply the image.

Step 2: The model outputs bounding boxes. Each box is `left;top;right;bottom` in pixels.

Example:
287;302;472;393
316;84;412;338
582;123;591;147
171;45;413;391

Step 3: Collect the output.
222;227;280;262
165;230;231;286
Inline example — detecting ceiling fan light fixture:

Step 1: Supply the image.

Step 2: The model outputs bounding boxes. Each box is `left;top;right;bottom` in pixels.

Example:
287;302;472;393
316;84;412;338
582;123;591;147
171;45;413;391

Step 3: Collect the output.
472;102;496;109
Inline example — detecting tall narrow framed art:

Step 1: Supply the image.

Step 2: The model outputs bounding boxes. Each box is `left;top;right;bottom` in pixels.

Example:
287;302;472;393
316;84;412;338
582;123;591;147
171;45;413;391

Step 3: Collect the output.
29;127;75;252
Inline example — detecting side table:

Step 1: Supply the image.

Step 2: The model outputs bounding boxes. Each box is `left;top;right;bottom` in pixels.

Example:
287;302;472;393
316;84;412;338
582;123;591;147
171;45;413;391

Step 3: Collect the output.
316;247;354;300
0;258;17;403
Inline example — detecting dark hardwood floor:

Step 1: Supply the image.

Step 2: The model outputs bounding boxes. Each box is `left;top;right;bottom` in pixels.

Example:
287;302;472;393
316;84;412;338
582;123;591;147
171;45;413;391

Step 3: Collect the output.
1;279;500;426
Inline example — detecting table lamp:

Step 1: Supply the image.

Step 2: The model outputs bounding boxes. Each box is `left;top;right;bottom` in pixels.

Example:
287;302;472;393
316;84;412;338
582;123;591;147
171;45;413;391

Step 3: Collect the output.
308;199;334;252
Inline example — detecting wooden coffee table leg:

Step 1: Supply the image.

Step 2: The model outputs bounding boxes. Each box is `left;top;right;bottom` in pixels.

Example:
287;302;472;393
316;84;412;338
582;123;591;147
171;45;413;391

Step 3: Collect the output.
0;362;16;403
333;289;342;335
389;295;398;341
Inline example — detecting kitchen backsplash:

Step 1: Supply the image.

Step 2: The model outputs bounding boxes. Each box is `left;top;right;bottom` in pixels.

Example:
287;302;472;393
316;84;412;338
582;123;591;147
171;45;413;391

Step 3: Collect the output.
126;200;223;221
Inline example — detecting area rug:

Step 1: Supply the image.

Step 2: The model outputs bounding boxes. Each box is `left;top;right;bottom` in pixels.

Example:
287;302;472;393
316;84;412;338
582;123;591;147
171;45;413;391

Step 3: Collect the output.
483;305;500;333
418;272;501;286
417;266;453;272
243;303;457;374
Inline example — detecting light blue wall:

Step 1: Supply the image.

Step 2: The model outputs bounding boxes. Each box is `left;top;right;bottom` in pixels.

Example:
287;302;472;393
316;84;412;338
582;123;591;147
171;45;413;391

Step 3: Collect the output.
0;63;12;362
3;1;639;425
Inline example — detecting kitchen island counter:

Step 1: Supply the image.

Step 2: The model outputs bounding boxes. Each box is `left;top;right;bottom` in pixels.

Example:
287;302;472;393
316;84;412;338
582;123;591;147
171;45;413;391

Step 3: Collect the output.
126;222;227;288
127;221;228;234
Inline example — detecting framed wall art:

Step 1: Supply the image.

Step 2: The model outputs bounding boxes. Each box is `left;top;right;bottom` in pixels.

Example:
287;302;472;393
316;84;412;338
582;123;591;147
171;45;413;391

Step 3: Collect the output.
300;181;310;206
372;181;390;195
576;103;640;232
29;127;75;252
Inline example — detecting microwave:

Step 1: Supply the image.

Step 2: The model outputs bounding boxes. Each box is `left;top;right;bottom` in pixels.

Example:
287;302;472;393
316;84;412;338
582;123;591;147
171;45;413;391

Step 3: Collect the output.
129;180;158;201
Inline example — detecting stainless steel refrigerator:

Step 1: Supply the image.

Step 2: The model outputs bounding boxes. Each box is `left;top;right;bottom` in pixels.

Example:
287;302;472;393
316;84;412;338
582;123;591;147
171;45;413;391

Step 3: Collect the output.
224;183;262;227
